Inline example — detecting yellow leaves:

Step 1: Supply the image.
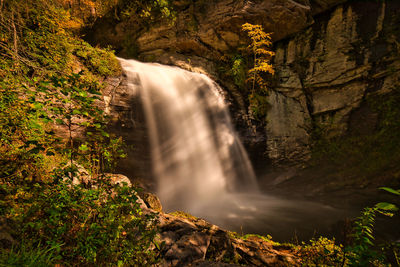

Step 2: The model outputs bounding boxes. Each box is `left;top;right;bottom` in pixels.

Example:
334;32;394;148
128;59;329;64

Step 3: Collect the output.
242;23;274;92
255;48;275;57
242;23;273;49
252;61;275;75
242;23;274;119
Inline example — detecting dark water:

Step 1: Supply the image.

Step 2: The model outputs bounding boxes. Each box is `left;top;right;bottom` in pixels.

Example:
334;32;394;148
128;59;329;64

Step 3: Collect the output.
170;192;358;242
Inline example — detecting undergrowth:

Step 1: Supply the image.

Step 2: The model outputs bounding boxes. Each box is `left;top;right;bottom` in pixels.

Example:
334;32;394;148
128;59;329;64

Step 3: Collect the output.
0;1;159;266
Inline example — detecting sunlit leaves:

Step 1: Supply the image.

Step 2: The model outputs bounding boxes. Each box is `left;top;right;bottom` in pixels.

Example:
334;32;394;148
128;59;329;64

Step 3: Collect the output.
242;23;275;89
380;187;400;196
242;23;275;120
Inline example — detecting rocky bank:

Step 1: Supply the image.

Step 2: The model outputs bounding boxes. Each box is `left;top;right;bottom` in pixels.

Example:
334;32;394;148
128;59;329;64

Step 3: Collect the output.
97;174;300;266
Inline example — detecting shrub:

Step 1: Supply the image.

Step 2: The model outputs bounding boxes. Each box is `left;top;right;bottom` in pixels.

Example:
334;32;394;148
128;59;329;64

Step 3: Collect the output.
3;174;159;266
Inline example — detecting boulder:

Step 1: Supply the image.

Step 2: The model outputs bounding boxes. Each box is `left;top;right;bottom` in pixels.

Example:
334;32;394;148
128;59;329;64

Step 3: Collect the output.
154;212;299;266
142;192;163;212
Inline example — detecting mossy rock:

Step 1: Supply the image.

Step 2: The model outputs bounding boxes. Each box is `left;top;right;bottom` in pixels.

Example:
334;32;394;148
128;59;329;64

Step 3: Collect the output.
169;210;198;221
142;193;163;212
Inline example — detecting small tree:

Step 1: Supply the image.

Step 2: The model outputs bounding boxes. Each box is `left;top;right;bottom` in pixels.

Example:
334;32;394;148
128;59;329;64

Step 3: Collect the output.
242;23;275;119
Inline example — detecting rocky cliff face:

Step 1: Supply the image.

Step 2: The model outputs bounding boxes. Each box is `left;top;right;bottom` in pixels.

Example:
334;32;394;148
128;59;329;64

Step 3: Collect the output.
92;0;400;169
102;74;154;184
268;1;400;165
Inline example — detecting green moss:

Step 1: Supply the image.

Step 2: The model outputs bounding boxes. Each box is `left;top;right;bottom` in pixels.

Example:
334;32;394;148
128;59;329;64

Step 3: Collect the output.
242;233;276;243
169;210;199;221
74;42;121;77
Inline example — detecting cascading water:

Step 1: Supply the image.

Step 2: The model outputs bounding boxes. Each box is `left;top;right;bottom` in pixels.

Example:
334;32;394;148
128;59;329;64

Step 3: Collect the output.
119;58;353;241
119;58;258;212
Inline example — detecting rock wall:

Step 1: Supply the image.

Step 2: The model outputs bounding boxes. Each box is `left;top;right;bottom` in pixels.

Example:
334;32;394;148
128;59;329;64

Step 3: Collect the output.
269;1;400;165
92;0;400;169
102;74;154;186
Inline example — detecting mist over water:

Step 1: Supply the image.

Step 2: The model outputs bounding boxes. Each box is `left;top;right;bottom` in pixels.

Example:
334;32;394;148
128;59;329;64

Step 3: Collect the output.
119;58;350;241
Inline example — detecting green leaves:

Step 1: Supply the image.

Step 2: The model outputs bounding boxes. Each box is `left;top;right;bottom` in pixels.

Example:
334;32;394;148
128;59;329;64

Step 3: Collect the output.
79;144;89;152
10;176;158;265
380;187;400;196
375;202;398;211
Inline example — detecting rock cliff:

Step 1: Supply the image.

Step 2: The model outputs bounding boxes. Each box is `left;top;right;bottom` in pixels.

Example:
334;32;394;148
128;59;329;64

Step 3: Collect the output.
267;1;400;165
90;0;400;168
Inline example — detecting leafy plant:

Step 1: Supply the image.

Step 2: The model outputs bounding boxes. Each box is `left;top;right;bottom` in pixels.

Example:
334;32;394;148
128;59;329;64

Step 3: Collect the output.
299;237;346;266
379;187;400;266
0;2;156;266
230;55;247;88
345;189;398;266
106;0;176;25
5;175;159;266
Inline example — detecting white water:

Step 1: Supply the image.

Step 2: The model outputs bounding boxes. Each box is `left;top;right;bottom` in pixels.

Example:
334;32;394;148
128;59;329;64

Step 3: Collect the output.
119;58;258;212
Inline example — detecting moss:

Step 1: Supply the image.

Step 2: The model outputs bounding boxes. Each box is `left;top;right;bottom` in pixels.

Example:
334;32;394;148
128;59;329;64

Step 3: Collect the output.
169;211;199;221
74;42;121;77
242;233;275;242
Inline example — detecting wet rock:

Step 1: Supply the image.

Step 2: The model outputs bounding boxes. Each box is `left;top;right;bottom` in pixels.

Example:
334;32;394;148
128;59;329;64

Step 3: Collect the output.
102;74;153;184
155;212;299;266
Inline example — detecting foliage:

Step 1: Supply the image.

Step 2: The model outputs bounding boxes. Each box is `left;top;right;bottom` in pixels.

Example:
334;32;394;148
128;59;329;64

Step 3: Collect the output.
299;237;346;266
298;186;399;267
98;0;176;25
229;55;247;88
241;23;275;120
2;174;159;266
343;187;399;266
346;207;387;266
378;187;400;266
0;243;61;267
380;187;400;196
0;0;123;180
0;1;158;266
0;0;120;78
37;73;126;176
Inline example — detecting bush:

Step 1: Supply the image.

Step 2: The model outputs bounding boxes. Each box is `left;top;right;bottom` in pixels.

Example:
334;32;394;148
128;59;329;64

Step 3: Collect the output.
299;237;346;266
3;174;159;266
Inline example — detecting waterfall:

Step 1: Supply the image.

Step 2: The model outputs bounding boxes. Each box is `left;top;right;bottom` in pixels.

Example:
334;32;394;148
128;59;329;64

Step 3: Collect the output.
118;58;352;241
119;58;258;212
